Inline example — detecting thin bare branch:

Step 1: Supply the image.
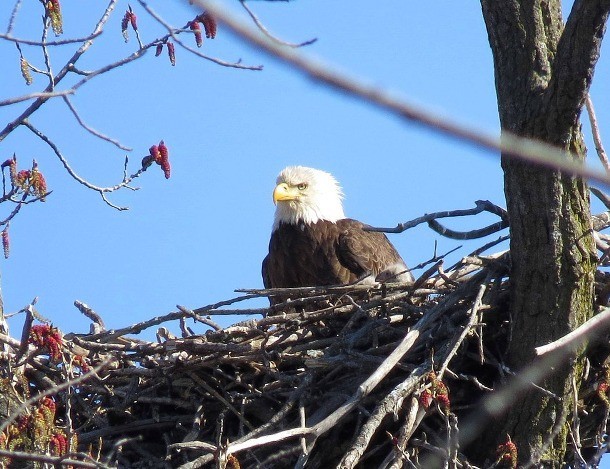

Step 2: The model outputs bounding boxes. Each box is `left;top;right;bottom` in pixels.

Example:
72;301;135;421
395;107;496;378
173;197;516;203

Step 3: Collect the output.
585;94;610;172
0;90;74;107
0;30;103;46
5;0;22;35
240;0;317;48
62;96;132;151
366;200;508;234
21;121;149;210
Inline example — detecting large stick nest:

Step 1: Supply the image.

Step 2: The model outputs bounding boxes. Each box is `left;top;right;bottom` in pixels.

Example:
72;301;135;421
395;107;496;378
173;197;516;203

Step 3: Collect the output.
2;205;610;468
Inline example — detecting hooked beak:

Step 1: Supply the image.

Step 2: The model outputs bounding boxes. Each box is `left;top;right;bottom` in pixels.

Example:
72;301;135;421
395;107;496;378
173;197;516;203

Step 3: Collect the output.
273;182;299;204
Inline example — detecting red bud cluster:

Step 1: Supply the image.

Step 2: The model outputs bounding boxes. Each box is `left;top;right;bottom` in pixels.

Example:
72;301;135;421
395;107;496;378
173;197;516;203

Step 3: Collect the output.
29;324;63;362
158;140;171;179
46;0;63;36
226;454;241;469
418;371;450;412
73;354;91;372
419;389;433;408
146;140;171;179
198;12;217;39
39;397;56;414
495;435;518;468
597;381;610;408
1;154;17;184
16;170;30;189
31;161;47;200
167;41;176;66
189;20;203;48
50;432;68;456
596;365;610;406
2;227;9;259
16;415;31;432
20;57;33;85
121;7;137;42
6;158;48;200
0;392;68;462
154;41;176;65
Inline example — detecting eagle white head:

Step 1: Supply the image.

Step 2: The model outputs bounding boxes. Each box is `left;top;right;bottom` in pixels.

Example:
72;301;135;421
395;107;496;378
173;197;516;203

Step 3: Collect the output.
272;166;346;230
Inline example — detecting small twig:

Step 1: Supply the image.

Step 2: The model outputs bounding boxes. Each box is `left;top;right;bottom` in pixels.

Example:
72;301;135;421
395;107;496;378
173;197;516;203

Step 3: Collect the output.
41;17;54;89
239;0;317;48
385;397;425;469
5;0;22;35
82;294;258;342
338;366;432;469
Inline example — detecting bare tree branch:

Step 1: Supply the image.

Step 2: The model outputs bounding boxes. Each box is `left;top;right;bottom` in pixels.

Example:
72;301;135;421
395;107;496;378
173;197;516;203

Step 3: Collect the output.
585;94;610;172
62;96;132;151
0;90;74;107
366;200;508;238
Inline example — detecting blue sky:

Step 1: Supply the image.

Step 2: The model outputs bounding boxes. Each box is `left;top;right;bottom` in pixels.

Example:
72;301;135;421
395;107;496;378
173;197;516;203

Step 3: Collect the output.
2;0;610;463
1;1;608;329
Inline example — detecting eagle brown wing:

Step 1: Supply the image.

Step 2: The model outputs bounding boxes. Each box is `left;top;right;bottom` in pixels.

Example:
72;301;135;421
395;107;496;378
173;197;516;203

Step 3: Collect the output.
336;219;413;283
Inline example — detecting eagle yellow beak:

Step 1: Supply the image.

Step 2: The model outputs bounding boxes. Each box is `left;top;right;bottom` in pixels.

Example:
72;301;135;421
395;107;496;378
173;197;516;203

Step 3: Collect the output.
273;182;298;204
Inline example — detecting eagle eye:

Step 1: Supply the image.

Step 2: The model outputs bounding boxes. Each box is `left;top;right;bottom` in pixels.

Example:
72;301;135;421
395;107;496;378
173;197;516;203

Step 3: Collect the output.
297;183;308;190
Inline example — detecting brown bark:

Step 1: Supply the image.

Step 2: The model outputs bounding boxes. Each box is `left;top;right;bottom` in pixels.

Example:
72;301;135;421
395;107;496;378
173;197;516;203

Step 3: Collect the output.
479;0;610;464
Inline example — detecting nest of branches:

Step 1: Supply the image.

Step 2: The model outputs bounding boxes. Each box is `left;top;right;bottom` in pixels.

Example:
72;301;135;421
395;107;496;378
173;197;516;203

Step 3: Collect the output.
2;202;610;468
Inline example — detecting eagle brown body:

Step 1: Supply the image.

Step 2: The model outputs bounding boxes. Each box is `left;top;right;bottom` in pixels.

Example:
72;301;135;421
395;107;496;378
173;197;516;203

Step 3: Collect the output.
263;219;408;288
262;166;413;293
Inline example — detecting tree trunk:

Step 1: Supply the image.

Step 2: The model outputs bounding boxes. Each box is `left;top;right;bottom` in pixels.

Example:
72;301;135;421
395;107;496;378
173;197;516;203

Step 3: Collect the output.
479;0;609;464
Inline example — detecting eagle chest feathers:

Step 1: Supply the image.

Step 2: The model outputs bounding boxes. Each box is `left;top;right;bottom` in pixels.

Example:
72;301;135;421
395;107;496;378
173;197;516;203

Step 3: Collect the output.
265;220;366;287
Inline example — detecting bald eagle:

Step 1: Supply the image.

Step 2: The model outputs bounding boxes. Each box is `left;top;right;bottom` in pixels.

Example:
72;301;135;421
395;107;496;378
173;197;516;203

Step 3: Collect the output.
262;166;413;293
